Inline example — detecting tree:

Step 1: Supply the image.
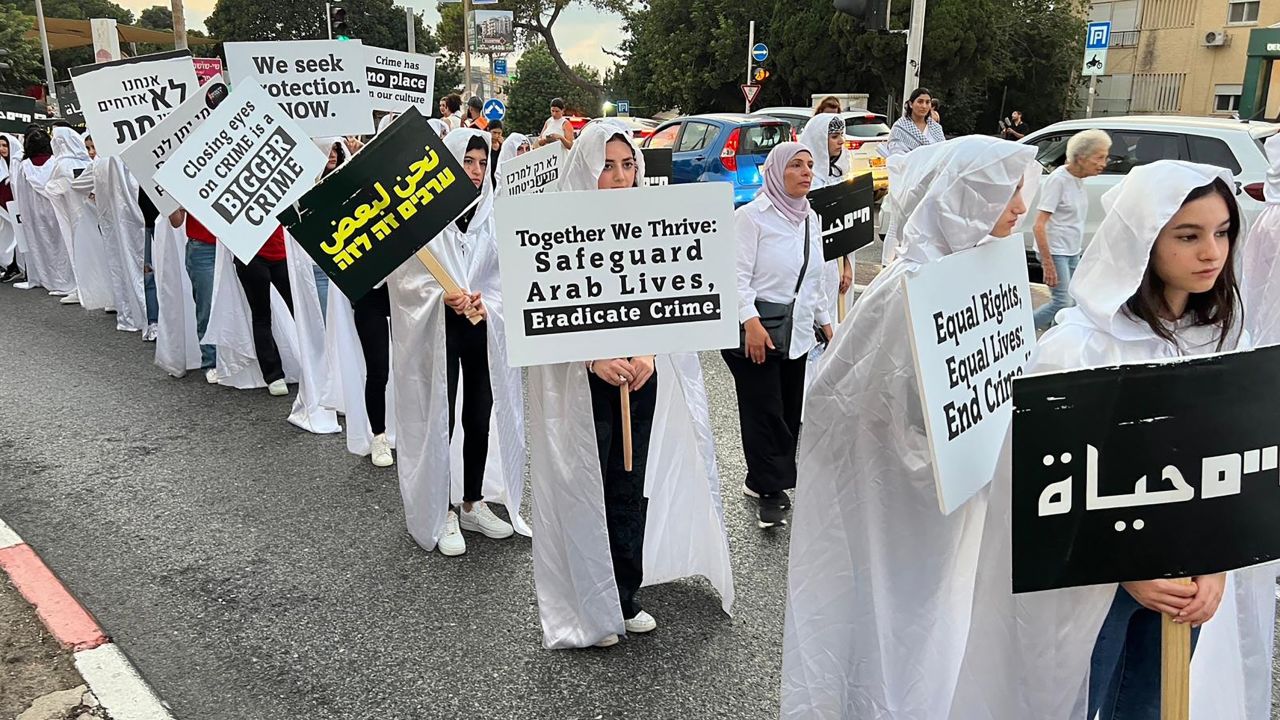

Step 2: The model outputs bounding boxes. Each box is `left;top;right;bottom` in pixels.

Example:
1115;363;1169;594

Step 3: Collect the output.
207;0;432;52
137;5;171;30
0;5;44;93
6;0;134;81
505;42;599;135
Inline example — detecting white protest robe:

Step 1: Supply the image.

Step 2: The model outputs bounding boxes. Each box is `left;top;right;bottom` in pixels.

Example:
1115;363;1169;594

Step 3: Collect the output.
1241;133;1280;343
45;128;114;310
386;128;530;552
780;136;1040;719
279;231;340;433
494;132;530;196
948;160;1276;720
89;155;148;332
528;121;734;649
11;154;75;294
202;243;304;390
152;219;202;377
0;136;20;269
323;284;398;456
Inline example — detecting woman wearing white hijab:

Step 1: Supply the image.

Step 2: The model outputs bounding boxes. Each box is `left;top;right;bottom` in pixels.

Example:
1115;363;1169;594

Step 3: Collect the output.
88;135;149;332
528;121;734;649
44;126;114;310
799;113;854;348
1241;133;1280;343
779;136;1037;719
948;161;1276;720
11;127;74;295
494;132;532;196
0;133;25;284
385;127;527;557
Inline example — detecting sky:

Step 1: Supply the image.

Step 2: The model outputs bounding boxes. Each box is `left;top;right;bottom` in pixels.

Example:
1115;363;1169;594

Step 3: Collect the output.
113;0;625;72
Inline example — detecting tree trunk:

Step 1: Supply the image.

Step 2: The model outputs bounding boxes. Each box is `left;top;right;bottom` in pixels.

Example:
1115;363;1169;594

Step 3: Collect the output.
516;19;604;100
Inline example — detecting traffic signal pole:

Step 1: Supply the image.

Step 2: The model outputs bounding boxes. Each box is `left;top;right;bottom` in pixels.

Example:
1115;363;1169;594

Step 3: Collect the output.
745;20;755;113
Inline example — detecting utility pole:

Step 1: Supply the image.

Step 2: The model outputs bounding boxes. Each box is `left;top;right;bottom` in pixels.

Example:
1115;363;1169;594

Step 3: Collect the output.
901;0;926;110
463;0;474;98
171;0;188;50
1086;74;1098;118
34;0;57;114
745;20;754;113
406;6;416;53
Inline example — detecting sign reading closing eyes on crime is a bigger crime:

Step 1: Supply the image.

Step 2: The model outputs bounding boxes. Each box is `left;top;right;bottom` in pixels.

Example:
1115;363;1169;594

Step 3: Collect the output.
153;79;326;262
279;107;480;302
495;182;740;367
225;40;373;137
69;50;198;157
364;45;436;114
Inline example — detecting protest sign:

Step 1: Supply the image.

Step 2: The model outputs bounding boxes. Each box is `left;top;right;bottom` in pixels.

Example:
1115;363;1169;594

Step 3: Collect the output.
364;46;436;114
1012;344;1280;593
193;57;224;85
902;234;1035;514
69;50;198;157
153;79;325;262
498;142;564;197
121;81;229;217
224;40;373;137
6;202;26;255
0;93;36;133
809;173;875;261
495;182;739;367
279;107;479;302
641;147;672;187
54;81;84;125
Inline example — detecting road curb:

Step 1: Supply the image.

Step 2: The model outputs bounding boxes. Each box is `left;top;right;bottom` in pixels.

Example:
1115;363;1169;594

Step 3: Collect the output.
0;518;176;720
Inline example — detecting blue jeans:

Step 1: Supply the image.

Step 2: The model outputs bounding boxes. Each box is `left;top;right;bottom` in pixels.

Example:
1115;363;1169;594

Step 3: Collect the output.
143;227;158;324
185;240;217;369
312;263;329;321
1088;586;1201;720
1033;253;1080;331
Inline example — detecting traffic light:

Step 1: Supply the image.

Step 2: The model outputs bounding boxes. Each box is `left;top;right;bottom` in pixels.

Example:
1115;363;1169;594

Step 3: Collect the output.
330;1;350;41
752;66;770;83
833;0;889;31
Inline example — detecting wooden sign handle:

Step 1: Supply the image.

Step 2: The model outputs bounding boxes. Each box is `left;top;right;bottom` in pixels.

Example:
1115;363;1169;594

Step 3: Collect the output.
1160;577;1193;720
838;255;849;324
620;384;633;472
416;246;482;325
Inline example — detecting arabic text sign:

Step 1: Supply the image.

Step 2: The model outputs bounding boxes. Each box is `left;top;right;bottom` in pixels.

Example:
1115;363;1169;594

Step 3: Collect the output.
809;173;875;261
903;234;1036;514
224;40;373;137
0;93;36;134
364;46;436;114
154;79;326;262
280;107;479;302
69;50;198;157
1012;344;1280;593
54;81;83;125
496;182;740;367
498;141;563;196
120;81;228;217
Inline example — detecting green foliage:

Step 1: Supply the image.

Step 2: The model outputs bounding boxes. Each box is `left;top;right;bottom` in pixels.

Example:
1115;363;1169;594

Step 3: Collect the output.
207;0;432;52
0;4;44;93
137;5;171;30
505;42;599;135
5;0;133;81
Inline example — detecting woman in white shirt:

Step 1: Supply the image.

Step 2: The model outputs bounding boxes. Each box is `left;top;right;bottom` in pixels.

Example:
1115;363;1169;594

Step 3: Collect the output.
725;141;833;529
536;97;574;150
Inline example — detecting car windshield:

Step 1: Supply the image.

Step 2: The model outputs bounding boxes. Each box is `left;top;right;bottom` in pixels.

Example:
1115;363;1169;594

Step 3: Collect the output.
741;123;788;154
845;121;891;138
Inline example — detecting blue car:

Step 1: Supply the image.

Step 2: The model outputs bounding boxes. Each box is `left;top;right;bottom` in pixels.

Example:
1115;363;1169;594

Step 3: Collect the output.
642;113;791;206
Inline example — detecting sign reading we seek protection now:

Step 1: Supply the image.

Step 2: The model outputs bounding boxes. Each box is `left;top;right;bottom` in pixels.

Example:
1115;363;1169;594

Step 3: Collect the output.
225;40;373;137
903;234;1036;514
154;79;326;262
496;182;739;367
69;50;198;157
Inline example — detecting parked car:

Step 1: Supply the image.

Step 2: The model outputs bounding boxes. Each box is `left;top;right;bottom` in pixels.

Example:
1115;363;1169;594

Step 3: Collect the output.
752;106;891;191
584;116;660;141
642;113;791;206
1018;116;1278;269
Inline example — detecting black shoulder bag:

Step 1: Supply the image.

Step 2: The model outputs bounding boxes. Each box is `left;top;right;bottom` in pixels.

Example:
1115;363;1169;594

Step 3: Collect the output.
732;218;810;358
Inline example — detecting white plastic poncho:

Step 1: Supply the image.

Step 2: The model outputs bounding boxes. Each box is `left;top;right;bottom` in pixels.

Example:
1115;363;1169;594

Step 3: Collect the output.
800;114;850;191
528;121;735;649
90;154;148;332
0;134;22;269
948;160;1276;720
11;139;75;293
1241;133;1280;343
494;132;530;196
385;128;531;551
780;136;1040;719
44;127;114;309
152;217;202;377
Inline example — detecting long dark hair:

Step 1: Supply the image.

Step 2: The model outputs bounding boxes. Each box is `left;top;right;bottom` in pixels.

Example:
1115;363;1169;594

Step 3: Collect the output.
23;127;51;158
1124;178;1241;350
903;87;932;118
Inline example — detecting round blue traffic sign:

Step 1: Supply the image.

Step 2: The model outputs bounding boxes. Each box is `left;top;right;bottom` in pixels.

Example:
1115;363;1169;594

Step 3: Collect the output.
483;98;506;122
752;43;769;62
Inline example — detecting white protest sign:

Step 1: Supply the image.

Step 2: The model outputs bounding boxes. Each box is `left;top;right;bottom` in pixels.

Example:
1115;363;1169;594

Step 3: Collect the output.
364;46;436;114
903;234;1036;514
224;40;374;137
496;182;739;367
498;142;564;197
120;81;227;217
69;50;199;157
153;79;326;263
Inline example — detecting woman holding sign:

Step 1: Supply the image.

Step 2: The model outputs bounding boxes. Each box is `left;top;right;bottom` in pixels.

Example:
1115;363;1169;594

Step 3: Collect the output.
527;121;734;649
949;161;1276;720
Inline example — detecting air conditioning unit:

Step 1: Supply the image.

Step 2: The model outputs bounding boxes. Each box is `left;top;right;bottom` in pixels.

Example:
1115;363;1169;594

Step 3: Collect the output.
1204;30;1229;47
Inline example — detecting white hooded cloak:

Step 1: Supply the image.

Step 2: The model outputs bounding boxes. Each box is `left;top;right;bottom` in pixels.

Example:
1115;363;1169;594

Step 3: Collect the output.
494;132;530;196
11;134;75;294
0;134;22;270
152;216;203;377
90;153;148;332
780;136;1040;719
800;114;850;191
947;160;1276;720
1241;133;1280;344
527;121;735;649
45;127;114;310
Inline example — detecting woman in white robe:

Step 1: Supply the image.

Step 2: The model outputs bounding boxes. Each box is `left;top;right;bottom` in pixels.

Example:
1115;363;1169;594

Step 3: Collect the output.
494;132;531;196
0;134;21;281
779;136;1038;719
87;145;148;332
948;160;1276;720
799;114;854;381
528;121;734;650
1241;133;1280;343
44;127;113;310
11;128;74;294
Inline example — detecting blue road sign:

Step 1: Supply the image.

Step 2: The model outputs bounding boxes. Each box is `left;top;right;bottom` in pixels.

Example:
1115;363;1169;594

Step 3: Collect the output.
483;98;506;122
494;58;507;76
1086;21;1111;50
616;100;630;115
752;43;769;63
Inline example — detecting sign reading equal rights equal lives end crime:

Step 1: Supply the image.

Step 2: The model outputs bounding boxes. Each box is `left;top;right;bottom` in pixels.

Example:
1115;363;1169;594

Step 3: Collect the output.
495;182;739;367
225;39;373;137
279;107;479;302
154;78;326;263
903;234;1036;515
69;50;198;157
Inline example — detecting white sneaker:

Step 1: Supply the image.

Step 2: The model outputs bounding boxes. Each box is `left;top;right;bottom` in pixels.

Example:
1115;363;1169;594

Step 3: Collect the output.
267;379;288;396
438;511;466;556
624;611;657;634
143;323;159;342
205;368;220;384
48;289;67;296
742;482;760;499
59;291;80;305
13;281;32;290
458;501;514;539
594;634;620;648
370;433;394;468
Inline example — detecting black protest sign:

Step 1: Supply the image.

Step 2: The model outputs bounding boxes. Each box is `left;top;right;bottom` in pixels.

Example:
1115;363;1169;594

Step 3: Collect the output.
1012;344;1280;594
809;173;875;261
642;147;672;187
0;93;37;134
280;106;480;302
54;81;84;125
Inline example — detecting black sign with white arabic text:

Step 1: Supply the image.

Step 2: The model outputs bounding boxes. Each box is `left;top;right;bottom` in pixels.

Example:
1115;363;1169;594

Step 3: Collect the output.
0;93;36;134
809;173;875;262
641;147;672;187
1012;344;1280;593
54;81;84;126
279;106;480;302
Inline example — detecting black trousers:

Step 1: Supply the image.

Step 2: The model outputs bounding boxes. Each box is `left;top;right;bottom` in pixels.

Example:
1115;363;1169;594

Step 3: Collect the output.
352;286;391;435
721;350;807;494
234;257;293;384
588;370;657;620
445;310;492;503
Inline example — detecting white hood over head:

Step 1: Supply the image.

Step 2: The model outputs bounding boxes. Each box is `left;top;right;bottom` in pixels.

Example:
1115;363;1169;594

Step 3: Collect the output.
443;127;493;228
800;113;849;186
558;121;645;191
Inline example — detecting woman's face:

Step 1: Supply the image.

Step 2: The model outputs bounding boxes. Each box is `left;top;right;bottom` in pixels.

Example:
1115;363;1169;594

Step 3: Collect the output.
990;180;1028;238
827;132;844;158
1;138;10;159
1151;191;1231;300
85;137;96;159
550;105;564;120
783;151;814;198
439;99;448;115
516;142;531;157
463;148;489;188
1078;146;1110;178
598;138;637;189
326;146;339;171
911;94;933;120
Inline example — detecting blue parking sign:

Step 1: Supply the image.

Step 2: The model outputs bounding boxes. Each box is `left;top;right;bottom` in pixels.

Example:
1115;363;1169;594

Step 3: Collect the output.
1086;21;1111;50
494;58;507;76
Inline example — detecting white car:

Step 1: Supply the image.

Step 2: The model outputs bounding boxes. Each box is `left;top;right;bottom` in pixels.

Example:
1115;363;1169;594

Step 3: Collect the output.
1018;116;1278;265
751;106;891;191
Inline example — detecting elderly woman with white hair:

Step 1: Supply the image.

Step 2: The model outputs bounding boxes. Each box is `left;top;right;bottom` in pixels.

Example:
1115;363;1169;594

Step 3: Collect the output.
1032;128;1111;330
